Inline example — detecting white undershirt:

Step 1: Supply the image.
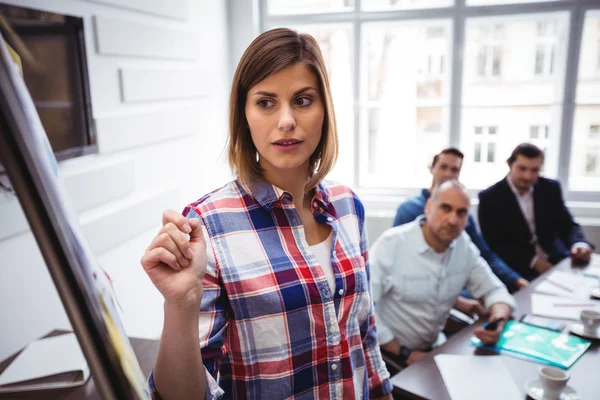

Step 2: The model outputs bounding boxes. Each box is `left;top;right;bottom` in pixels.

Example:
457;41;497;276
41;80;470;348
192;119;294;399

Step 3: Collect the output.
309;230;335;292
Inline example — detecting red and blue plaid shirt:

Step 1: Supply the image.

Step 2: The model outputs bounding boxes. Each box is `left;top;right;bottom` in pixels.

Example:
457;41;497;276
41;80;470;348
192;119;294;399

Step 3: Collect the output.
149;179;391;399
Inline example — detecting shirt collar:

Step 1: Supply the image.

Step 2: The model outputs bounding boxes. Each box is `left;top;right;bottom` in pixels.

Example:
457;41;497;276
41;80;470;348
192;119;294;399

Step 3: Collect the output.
420;188;431;200
413;215;456;255
506;174;534;198
240;179;331;212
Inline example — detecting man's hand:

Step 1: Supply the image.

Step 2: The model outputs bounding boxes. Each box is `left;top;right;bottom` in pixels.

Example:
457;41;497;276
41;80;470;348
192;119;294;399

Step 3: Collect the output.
533;257;553;275
454;296;488;319
371;395;393;400
380;338;401;355
474;303;511;345
571;246;592;265
515;278;529;290
406;351;428;366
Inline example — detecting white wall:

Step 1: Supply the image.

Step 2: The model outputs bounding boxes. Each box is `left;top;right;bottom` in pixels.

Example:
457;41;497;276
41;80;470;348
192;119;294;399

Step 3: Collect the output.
0;0;231;361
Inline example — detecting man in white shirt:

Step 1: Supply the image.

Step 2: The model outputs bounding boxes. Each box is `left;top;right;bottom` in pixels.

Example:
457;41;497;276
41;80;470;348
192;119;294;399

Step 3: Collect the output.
371;180;515;368
478;143;593;281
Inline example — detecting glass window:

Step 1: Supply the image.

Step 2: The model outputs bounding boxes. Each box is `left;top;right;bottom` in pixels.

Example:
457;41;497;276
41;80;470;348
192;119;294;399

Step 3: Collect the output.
359;20;452;188
362;0;453;11
461;14;568;189
570;11;600;190
474;142;482;162
467;0;564;5
267;0;354;15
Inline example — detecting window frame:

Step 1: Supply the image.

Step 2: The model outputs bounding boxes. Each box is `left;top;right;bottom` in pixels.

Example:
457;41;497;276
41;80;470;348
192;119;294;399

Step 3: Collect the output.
257;0;600;203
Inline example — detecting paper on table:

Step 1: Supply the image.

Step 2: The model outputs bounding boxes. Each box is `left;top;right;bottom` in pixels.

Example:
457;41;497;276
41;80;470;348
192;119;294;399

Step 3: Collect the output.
434;354;521;400
0;333;89;386
531;293;600;320
536;270;599;299
583;266;600;279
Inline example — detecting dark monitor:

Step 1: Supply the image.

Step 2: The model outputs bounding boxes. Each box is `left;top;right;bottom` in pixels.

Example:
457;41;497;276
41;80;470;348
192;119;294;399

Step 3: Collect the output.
0;32;149;399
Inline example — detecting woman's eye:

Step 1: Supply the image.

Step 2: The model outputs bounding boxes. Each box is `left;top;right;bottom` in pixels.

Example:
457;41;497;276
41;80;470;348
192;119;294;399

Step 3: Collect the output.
294;97;312;106
258;99;274;108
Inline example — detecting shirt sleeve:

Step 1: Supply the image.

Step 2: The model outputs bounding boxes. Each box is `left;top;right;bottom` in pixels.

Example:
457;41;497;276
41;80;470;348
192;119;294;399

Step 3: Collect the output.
148;208;227;400
359;219;393;398
464;240;516;311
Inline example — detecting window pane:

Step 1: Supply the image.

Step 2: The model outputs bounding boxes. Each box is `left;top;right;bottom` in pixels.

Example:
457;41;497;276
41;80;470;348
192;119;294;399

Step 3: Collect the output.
360;21;452;188
570;12;600;190
275;23;354;183
467;0;564;5
463;14;567;106
460;106;554;188
268;0;354;15
362;0;453;11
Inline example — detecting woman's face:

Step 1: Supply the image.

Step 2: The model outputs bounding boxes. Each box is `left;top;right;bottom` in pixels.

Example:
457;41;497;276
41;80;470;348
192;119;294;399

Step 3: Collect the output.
245;62;325;178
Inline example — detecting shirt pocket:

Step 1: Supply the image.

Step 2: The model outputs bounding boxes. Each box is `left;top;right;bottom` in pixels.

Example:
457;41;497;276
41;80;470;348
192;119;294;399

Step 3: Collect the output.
398;273;431;304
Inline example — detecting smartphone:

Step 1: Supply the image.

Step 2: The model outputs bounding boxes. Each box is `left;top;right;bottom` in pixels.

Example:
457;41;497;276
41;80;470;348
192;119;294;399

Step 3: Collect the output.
520;314;566;332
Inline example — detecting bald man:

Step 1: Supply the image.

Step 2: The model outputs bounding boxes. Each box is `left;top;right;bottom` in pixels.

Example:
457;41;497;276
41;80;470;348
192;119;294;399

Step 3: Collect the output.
371;180;515;368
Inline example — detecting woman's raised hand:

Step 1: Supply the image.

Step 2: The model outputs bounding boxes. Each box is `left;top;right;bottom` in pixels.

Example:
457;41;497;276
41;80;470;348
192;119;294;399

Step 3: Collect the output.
141;210;207;309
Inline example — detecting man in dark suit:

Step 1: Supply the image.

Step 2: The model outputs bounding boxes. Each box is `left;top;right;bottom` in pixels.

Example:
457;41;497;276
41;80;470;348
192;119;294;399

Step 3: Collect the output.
478;143;593;281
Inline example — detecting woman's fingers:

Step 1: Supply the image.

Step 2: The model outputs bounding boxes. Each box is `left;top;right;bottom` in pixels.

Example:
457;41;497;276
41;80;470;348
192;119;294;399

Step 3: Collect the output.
162;209;193;234
141;247;181;271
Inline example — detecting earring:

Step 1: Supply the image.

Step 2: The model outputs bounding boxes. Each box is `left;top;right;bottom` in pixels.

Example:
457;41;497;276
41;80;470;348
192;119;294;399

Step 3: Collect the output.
256;152;260;163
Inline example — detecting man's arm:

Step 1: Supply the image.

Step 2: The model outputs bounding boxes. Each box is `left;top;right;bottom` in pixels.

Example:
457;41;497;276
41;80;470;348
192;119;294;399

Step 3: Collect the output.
478;191;536;277
552;180;592;248
392;200;421;227
465;215;522;290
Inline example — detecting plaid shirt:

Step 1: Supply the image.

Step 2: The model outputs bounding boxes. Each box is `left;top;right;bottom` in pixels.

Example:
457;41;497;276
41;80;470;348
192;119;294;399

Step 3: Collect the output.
149;179;392;399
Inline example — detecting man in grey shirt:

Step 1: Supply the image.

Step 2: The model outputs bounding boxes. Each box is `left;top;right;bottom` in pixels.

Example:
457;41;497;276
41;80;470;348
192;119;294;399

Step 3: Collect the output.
371;180;515;368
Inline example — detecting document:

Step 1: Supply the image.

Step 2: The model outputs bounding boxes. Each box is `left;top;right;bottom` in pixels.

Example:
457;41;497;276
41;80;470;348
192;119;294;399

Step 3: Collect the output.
434;354;521;400
531;293;600;320
535;270;599;299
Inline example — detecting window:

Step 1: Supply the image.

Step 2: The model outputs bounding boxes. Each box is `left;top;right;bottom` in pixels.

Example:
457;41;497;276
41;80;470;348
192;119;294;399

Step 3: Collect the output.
362;0;453;11
259;1;600;198
267;0;354;15
461;14;567;188
474;25;504;78
570;11;600;190
472;126;496;164
359;21;451;188
0;4;95;173
534;21;557;76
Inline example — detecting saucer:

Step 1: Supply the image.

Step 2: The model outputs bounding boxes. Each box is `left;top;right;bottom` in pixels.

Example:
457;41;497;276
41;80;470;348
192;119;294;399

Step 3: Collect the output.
591;287;600;299
525;379;580;400
569;322;600;340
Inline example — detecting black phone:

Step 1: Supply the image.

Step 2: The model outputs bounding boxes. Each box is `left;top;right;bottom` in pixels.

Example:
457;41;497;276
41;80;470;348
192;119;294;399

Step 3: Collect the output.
483;317;505;331
520;314;566;332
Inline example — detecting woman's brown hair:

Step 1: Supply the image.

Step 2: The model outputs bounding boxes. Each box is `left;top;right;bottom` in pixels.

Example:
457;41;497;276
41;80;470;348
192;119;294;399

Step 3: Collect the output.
228;28;338;193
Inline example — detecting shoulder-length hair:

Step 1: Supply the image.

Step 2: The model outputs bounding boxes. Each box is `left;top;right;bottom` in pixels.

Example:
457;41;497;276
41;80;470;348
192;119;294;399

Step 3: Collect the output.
228;28;338;193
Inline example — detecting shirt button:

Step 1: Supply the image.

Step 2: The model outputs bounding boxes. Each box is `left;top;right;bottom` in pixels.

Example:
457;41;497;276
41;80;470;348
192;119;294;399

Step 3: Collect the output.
327;217;333;222
330;324;338;333
331;363;338;371
338;289;343;296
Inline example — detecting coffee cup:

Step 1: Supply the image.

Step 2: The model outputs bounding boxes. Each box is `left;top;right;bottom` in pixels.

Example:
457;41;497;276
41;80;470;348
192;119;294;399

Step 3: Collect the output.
539;367;570;399
580;309;600;335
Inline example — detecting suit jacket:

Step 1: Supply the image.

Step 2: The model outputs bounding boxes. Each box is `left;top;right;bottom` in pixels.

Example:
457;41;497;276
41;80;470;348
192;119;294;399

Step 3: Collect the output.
478;177;592;280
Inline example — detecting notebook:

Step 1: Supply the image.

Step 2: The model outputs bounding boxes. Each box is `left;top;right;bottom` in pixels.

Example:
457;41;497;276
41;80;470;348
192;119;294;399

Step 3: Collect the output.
470;320;591;369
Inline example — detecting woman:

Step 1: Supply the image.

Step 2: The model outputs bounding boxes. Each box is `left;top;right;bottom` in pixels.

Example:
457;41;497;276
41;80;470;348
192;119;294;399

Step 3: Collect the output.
141;28;392;399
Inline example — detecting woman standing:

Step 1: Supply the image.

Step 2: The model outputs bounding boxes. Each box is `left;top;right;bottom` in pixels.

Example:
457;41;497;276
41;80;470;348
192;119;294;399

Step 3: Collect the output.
141;28;392;399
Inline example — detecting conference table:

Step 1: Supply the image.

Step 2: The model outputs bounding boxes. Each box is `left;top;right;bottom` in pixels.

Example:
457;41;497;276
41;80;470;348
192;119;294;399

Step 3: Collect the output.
391;257;600;400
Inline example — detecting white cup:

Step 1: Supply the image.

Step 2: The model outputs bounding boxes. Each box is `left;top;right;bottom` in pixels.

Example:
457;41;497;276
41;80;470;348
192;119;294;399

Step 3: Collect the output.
580;309;600;335
539;367;570;399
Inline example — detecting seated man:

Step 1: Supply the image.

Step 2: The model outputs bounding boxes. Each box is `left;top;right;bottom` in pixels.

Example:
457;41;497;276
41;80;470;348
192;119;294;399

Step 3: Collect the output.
372;180;515;368
394;147;528;293
478;143;594;281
